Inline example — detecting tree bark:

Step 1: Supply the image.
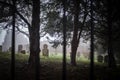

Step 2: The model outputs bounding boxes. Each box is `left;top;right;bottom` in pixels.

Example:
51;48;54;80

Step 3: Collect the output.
28;0;40;80
90;0;95;80
11;0;16;80
62;0;67;80
71;0;80;66
107;0;116;68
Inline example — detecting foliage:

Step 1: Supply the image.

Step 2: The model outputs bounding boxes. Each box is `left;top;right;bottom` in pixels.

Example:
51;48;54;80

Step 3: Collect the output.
93;0;120;63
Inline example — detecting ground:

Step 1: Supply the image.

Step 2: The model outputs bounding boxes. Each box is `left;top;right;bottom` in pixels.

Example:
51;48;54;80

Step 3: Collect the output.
0;52;120;80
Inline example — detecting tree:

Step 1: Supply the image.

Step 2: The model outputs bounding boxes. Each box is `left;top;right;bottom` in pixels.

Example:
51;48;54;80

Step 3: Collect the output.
28;1;40;80
107;0;116;68
62;0;67;80
11;0;16;80
93;0;120;68
0;0;41;79
89;0;94;79
42;0;89;66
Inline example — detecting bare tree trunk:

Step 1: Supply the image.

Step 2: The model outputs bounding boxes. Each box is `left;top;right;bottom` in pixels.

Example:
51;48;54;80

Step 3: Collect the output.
71;0;80;66
90;0;95;80
62;0;67;80
107;0;116;68
28;0;40;80
11;0;16;80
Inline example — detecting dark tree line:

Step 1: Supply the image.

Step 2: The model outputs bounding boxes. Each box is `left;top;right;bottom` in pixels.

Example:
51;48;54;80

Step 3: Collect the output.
94;0;120;68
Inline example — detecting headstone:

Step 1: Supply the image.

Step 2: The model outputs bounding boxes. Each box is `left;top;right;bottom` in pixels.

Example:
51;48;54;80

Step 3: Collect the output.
18;45;23;53
104;55;108;63
69;52;72;58
42;44;49;57
25;44;29;53
97;55;103;63
21;50;26;54
76;52;80;60
77;52;80;58
0;45;2;52
8;47;11;52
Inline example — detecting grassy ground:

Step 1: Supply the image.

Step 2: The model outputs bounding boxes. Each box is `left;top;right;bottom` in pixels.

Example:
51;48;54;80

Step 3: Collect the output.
0;52;120;80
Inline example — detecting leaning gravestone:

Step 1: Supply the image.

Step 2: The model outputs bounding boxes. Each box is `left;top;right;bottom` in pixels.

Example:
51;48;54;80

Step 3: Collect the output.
104;55;108;63
18;45;23;53
97;55;103;63
42;44;49;57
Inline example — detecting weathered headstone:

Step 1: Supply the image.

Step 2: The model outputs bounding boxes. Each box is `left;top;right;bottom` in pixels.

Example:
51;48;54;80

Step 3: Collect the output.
69;52;72;58
25;44;29;53
21;50;26;54
18;45;23;53
76;52;80;60
104;55;108;63
8;47;11;52
0;45;2;52
42;44;49;57
77;52;80;58
97;55;103;63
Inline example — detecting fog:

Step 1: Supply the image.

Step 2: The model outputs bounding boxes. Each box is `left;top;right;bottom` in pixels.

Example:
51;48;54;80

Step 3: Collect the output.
0;30;90;54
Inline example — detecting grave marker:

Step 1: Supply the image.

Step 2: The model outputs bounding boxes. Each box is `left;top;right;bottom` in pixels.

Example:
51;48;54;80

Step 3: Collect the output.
42;44;49;57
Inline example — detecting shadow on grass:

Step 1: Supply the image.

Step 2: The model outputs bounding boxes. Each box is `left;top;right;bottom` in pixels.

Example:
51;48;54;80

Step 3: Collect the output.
0;52;120;80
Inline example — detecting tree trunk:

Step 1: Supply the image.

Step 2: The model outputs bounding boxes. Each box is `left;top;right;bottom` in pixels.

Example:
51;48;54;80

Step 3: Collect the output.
107;0;116;68
28;0;40;65
11;0;16;80
70;0;80;66
62;0;67;79
28;0;40;80
71;43;78;66
90;0;95;80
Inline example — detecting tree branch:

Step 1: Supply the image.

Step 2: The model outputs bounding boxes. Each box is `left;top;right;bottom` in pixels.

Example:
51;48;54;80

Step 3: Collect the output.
16;10;31;28
16;26;29;37
0;1;31;29
77;11;88;43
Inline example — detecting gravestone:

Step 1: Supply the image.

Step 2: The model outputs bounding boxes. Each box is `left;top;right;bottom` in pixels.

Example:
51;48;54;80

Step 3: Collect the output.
21;50;26;54
76;52;80;60
69;52;72;58
42;44;49;57
97;55;103;63
77;52;80;58
8;47;11;52
104;55;108;63
18;45;23;53
25;44;29;53
0;45;2;52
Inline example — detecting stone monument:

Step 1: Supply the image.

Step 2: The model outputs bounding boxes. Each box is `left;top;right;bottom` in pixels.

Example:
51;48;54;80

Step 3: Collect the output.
18;45;23;53
42;44;49;57
97;55;103;63
0;45;2;52
104;55;108;63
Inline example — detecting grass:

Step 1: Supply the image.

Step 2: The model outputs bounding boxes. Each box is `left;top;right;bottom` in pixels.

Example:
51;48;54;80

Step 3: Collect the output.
0;52;120;80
